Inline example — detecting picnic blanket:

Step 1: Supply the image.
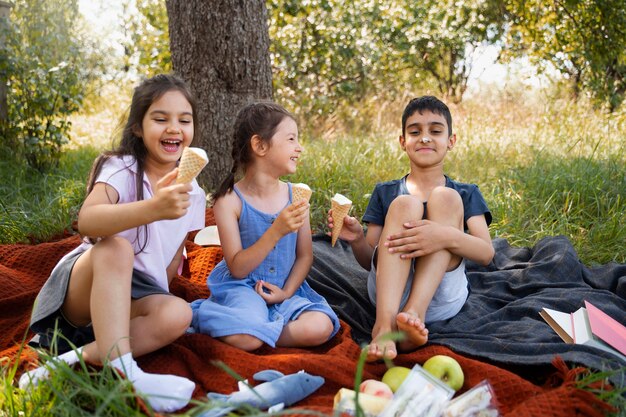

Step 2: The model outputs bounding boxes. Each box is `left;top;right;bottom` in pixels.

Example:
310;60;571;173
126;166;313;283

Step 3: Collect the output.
0;209;623;416
309;234;626;387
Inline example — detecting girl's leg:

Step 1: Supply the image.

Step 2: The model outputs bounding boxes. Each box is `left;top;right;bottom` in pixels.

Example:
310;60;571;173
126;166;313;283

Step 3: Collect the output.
127;294;192;355
64;238;193;358
219;334;264;351
217;285;267;351
367;195;424;362
61;236;134;362
397;187;463;352
24;237;195;412
276;311;334;348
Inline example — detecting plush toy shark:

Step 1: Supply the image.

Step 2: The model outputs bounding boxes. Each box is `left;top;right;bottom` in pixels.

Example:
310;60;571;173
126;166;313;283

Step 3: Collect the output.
199;369;324;417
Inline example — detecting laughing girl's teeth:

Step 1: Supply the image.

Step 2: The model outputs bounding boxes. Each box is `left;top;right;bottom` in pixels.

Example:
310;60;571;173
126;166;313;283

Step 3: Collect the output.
162;140;180;152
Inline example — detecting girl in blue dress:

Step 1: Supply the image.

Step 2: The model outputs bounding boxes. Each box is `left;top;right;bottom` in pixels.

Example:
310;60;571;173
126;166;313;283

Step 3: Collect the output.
190;102;339;351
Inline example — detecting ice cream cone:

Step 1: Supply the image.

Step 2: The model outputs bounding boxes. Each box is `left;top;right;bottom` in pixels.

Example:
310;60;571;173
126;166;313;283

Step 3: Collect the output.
292;183;312;203
331;193;352;247
176;147;208;184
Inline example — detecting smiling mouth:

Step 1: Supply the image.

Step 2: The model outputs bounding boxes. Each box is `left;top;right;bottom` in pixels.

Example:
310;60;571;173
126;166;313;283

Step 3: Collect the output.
162;139;182;152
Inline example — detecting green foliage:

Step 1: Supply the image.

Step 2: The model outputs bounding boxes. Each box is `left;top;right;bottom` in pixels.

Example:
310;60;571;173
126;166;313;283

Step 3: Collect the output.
268;0;504;129
503;0;626;111
0;0;100;172
120;0;171;77
0;145;98;244
575;367;626;415
1;349;158;416
386;0;506;104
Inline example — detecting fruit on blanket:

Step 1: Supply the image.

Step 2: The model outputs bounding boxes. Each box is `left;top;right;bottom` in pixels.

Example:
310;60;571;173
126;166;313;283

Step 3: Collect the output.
422;355;464;391
359;379;394;399
381;366;411;393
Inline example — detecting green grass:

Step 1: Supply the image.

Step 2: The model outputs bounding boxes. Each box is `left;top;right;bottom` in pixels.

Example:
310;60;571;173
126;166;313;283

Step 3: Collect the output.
1;337;329;417
291;93;625;265
0;145;99;245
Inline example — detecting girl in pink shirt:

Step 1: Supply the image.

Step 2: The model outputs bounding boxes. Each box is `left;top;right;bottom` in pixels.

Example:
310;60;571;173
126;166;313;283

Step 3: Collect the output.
20;74;206;413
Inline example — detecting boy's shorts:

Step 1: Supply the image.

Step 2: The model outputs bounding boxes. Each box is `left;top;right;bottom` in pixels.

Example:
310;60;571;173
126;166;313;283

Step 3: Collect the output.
366;246;468;323
29;250;172;353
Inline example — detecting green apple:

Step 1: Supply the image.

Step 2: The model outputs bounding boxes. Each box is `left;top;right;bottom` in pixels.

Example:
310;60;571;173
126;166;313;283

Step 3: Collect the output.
422;355;464;391
381;366;411;393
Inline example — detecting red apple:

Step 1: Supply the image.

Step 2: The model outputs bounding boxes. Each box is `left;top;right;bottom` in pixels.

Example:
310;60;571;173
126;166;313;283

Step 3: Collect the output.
359;379;394;399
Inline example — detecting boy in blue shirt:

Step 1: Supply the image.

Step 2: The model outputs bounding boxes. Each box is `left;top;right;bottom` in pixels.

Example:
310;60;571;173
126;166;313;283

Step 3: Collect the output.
329;96;494;362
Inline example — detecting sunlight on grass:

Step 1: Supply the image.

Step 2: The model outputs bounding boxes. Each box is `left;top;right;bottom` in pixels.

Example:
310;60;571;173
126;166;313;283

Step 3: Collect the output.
0;146;99;244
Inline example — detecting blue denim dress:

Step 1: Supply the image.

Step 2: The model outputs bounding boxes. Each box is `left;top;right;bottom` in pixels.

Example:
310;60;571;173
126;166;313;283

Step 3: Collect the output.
190;183;340;347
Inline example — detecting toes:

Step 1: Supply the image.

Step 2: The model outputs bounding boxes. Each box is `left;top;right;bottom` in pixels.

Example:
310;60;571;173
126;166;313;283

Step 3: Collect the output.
364;340;397;362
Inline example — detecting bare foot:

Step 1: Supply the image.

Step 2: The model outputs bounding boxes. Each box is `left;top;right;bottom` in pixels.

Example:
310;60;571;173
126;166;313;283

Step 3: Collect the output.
365;328;398;363
396;312;428;352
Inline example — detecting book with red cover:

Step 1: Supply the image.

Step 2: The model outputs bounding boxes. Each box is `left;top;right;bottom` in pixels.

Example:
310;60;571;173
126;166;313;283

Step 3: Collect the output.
584;300;626;356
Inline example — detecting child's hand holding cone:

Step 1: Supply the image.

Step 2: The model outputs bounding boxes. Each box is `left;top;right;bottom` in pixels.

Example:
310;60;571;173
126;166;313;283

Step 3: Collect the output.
330;193;352;247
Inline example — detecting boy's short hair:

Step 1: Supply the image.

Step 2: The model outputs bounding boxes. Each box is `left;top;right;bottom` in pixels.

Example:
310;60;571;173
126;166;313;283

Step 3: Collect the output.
402;96;453;137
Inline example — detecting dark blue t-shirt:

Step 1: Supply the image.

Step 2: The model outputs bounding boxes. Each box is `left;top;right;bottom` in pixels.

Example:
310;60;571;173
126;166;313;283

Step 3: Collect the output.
362;175;492;230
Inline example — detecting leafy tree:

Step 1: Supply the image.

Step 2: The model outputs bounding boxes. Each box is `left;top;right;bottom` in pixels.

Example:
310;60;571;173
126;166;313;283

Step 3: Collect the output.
268;0;505;123
0;0;100;172
394;0;506;104
120;0;170;77
503;0;626;110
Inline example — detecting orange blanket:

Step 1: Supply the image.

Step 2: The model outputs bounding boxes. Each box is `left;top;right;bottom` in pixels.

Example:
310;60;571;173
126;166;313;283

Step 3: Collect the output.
0;210;611;416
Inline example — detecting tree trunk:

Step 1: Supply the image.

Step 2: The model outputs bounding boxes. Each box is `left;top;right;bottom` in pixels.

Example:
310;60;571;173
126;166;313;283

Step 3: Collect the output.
165;0;273;192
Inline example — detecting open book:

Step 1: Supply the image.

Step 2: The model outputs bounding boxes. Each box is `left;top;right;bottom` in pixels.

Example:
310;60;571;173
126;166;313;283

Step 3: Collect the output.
539;300;626;363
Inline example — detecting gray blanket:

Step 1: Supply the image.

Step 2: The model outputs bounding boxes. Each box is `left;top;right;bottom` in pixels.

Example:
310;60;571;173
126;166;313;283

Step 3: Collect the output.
307;234;626;388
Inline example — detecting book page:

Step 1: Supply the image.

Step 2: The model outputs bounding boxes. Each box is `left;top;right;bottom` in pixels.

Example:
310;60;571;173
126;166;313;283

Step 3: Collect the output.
570;307;592;344
540;308;574;343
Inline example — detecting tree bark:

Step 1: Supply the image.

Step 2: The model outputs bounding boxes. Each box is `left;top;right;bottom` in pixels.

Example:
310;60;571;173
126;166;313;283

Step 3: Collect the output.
165;0;273;192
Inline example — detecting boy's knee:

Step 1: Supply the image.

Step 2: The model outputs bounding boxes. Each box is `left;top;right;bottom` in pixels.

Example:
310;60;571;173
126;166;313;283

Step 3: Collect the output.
429;187;463;212
387;195;423;218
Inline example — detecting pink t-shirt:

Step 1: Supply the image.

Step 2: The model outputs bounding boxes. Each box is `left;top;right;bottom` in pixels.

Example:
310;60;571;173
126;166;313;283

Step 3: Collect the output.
54;155;206;291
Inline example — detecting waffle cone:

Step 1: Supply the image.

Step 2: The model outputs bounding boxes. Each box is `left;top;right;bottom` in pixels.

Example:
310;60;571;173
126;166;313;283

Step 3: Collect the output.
331;198;352;247
176;147;208;184
292;183;312;203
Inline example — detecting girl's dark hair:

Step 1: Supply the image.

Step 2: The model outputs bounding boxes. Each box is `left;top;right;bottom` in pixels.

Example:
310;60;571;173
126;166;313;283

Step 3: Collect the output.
83;73;196;248
213;101;294;201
